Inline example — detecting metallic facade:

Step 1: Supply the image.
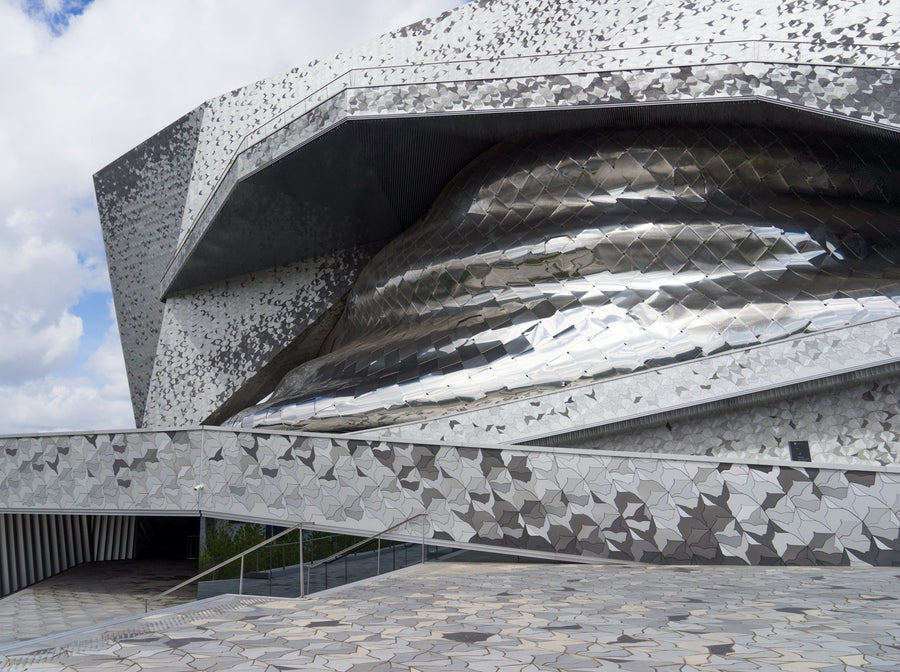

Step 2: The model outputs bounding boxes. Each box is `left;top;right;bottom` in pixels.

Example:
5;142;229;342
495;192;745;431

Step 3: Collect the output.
234;127;900;430
370;314;900;461
2;429;897;566
70;0;900;570
94;0;900;438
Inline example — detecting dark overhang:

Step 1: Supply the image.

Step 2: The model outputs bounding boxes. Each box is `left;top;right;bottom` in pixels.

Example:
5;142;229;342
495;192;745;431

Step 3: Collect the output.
161;99;900;298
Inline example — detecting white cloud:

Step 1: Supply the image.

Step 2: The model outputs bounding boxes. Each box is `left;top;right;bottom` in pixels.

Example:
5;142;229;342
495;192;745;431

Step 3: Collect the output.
0;373;133;435
0;297;132;433
0;0;466;432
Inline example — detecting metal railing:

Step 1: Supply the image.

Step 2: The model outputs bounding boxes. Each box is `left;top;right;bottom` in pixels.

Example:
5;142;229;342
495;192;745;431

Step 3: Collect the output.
144;515;437;612
144;521;306;612
304;513;426;595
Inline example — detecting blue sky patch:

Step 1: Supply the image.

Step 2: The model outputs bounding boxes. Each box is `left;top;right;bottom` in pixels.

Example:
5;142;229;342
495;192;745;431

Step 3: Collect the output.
24;0;94;34
69;289;112;370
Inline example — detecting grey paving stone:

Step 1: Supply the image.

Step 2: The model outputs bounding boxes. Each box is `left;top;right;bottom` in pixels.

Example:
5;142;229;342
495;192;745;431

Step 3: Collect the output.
1;562;899;671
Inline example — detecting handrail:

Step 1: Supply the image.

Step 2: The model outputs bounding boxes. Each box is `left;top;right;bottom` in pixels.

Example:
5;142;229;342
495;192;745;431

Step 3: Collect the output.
304;513;426;596
144;520;306;612
306;513;425;571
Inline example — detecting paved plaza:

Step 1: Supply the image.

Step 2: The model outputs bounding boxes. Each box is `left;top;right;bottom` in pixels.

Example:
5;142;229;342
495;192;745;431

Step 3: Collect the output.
0;559;196;647
1;561;899;671
0;547;447;647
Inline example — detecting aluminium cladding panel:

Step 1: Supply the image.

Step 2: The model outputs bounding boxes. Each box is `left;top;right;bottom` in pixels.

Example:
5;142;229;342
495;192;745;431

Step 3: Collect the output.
0;431;200;514
175;0;900;250
1;428;897;565
94;109;205;426
199;432;900;565
234;126;900;432
369;316;900;447
170;0;650;249
164;61;900;295
339;64;900;129
553;374;900;466
142;247;375;428
162;0;900;296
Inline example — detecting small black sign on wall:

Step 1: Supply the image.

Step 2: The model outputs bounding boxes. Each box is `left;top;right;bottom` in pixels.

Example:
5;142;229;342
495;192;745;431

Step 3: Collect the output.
789;440;811;462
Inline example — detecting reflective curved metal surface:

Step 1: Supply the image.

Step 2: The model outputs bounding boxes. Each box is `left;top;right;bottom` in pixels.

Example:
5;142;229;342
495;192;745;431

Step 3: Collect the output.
232;126;900;431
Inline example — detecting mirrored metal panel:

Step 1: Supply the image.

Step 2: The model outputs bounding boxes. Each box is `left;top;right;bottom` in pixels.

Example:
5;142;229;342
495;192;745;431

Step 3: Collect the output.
231;126;900;431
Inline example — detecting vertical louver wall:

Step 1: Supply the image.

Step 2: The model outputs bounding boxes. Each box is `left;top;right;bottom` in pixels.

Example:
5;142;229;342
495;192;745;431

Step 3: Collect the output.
0;514;135;597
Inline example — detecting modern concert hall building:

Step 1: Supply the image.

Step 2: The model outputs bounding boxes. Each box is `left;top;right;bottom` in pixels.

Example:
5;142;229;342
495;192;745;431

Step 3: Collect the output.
1;0;899;597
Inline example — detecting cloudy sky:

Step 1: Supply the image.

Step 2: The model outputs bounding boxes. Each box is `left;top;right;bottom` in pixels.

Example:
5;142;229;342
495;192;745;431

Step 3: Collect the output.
0;0;465;434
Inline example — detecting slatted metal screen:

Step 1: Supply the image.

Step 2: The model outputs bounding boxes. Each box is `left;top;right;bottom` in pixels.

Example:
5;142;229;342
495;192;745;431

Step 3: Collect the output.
0;513;135;597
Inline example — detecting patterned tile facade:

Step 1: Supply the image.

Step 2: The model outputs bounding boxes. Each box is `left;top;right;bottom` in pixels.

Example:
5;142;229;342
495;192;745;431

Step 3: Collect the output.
73;0;900;580
0;432;198;515
370;315;900;448
176;0;900;257
576;375;900;466
93;110;203;424
94;0;900;432
233;127;900;431
143;247;374;427
1;429;897;565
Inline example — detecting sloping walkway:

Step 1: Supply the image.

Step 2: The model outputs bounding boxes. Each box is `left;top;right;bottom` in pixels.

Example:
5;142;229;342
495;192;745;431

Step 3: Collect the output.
0;559;196;647
2;562;899;671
